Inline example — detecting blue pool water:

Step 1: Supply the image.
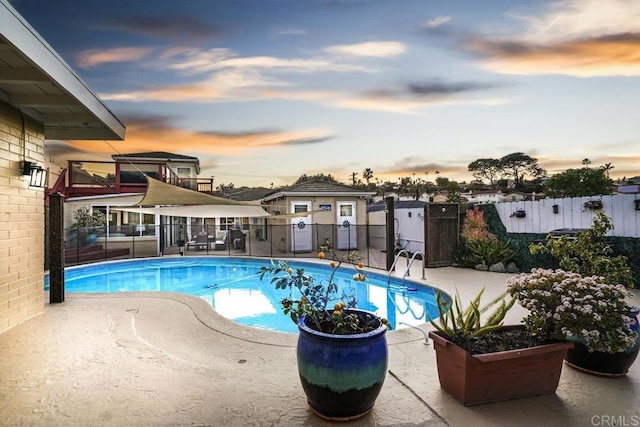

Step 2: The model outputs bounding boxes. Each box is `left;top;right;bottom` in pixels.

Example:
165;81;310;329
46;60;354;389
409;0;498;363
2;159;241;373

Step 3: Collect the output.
45;257;444;333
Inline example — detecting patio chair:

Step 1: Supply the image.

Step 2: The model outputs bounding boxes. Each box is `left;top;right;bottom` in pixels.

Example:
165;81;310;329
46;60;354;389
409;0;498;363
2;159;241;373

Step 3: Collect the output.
195;232;209;250
185;235;197;251
214;232;227;250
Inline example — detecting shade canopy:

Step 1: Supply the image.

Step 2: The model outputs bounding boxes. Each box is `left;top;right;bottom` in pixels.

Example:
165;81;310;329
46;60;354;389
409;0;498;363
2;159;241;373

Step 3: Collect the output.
112;176;326;219
135;176;255;207
114;204;270;218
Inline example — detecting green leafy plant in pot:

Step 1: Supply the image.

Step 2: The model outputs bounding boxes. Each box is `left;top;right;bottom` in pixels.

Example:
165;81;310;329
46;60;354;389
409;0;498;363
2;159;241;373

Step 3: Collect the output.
259;247;389;420
428;288;574;405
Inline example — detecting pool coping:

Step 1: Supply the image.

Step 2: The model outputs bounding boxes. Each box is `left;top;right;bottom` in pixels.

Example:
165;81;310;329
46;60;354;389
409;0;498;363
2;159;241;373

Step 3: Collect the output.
66;291;430;347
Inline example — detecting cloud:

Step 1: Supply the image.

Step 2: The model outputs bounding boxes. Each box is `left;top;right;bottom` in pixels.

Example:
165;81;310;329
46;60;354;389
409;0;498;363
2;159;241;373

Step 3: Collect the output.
334;79;508;113
423;16;451;29
466;0;640;77
100;15;221;42
58;113;335;161
324;41;406;57
76;47;155;68
165;48;370;74
467;33;640;77
272;27;307;37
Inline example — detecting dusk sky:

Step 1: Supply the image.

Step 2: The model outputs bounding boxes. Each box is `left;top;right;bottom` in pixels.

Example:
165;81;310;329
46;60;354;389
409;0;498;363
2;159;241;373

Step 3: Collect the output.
10;0;640;187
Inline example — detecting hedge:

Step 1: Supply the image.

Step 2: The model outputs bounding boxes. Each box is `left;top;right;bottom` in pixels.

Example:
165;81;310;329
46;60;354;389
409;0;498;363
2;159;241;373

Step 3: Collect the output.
475;204;639;286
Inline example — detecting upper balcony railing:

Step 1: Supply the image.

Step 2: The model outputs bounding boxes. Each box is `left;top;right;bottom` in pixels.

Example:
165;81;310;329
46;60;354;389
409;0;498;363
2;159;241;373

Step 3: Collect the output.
65;161;214;198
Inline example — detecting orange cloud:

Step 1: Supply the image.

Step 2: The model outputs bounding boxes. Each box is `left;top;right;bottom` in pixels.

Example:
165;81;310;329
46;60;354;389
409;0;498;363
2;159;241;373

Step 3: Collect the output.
58;121;334;161
469;34;640;77
76;47;155;68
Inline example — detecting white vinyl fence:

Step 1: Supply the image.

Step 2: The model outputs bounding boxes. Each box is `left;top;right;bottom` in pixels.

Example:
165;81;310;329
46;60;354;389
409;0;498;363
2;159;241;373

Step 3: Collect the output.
495;194;640;237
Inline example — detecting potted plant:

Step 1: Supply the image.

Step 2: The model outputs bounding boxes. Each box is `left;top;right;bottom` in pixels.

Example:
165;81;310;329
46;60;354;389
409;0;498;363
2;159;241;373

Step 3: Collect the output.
507;268;639;376
71;206;106;246
583;199;603;210
259;248;389;420
427;289;574;406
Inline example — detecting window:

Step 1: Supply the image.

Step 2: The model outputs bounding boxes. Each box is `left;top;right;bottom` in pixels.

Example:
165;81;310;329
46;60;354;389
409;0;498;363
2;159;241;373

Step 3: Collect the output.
340;204;353;216
220;217;235;231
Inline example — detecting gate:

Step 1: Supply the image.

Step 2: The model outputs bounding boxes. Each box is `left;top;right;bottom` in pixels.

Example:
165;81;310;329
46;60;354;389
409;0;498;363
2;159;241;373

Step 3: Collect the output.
424;203;459;267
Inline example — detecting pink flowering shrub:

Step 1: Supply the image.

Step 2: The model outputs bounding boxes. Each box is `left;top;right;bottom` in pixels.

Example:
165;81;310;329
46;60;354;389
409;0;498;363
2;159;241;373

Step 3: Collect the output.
507;268;638;353
457;207;515;267
461;207;497;243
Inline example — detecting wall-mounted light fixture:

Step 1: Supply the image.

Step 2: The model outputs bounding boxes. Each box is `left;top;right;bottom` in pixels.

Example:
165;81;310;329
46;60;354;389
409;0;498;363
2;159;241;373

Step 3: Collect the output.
635;199;640;211
21;161;47;188
552;204;559;214
408;211;412;218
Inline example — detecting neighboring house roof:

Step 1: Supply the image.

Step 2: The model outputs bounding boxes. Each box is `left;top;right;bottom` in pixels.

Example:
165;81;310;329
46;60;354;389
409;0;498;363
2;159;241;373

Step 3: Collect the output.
224;187;273;202
0;1;125;140
367;200;426;213
262;180;376;202
615;185;640;194
111;152;198;161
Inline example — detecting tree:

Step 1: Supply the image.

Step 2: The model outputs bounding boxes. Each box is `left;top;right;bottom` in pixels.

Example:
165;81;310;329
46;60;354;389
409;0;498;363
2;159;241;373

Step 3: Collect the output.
295;173;339;184
217;182;235;194
468;158;501;187
445;181;462;203
435;176;449;190
410;176;425;200
499;152;543;190
582;158;591;167
600;162;614;178
544;167;613;197
397;176;413;194
362;168;373;185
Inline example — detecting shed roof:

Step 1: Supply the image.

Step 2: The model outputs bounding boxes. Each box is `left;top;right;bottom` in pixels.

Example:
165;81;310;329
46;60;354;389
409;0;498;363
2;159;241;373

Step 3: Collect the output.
262;180;375;202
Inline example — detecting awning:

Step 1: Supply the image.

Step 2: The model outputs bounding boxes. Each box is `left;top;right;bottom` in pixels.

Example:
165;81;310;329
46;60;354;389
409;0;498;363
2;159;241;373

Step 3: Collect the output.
112;176;323;219
114;204;270;218
135;176;255;207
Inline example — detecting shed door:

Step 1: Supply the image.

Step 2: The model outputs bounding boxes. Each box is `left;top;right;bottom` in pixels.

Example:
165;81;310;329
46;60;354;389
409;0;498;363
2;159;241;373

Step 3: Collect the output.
336;202;356;250
291;202;312;252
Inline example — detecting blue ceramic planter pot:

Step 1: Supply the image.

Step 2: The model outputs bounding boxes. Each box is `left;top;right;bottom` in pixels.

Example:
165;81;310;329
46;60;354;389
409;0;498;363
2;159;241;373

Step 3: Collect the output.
565;307;640;377
296;309;388;420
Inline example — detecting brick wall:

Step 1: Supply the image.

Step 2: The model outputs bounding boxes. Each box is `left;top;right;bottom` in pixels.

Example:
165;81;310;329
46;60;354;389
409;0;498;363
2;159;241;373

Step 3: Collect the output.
0;102;46;333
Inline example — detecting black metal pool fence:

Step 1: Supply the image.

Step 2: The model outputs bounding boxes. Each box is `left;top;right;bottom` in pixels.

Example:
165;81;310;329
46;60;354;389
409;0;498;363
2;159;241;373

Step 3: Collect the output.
54;223;389;270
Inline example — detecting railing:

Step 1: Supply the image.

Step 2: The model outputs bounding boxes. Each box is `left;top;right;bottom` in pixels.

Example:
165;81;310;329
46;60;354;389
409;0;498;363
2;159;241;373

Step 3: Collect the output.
388;250;426;283
48;224;390;270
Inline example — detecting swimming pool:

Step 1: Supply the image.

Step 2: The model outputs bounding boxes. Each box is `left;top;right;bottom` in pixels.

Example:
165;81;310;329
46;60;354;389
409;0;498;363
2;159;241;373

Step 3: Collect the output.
46;257;444;333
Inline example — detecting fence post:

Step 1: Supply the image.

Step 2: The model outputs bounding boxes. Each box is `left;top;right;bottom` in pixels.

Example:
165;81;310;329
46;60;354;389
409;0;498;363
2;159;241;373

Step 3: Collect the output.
49;193;65;303
385;196;395;271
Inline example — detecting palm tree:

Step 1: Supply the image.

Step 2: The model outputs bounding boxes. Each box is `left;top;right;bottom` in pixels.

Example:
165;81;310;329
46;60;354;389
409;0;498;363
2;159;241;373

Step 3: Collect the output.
362;168;373;186
582;158;591;167
600;162;614;178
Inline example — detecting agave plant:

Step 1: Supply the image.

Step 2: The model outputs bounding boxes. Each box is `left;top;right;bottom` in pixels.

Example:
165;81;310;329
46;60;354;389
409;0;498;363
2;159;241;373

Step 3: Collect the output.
430;288;515;344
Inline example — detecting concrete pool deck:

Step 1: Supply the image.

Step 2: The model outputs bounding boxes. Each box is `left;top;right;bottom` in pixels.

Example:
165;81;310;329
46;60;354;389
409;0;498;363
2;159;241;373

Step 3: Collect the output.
1;261;639;426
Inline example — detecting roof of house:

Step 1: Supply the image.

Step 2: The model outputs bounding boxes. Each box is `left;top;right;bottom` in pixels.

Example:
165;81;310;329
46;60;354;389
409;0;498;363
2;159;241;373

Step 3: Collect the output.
223;187;274;202
615;184;640;194
262;180;376;202
0;1;124;140
111;152;198;161
367;199;426;213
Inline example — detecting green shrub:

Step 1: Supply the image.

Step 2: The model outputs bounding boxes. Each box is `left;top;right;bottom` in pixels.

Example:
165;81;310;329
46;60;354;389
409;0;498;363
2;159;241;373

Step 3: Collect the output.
458;239;516;267
456;206;516;267
529;211;634;288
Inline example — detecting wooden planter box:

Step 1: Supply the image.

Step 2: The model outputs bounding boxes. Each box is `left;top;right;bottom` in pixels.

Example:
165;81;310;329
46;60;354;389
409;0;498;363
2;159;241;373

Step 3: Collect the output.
428;326;574;406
